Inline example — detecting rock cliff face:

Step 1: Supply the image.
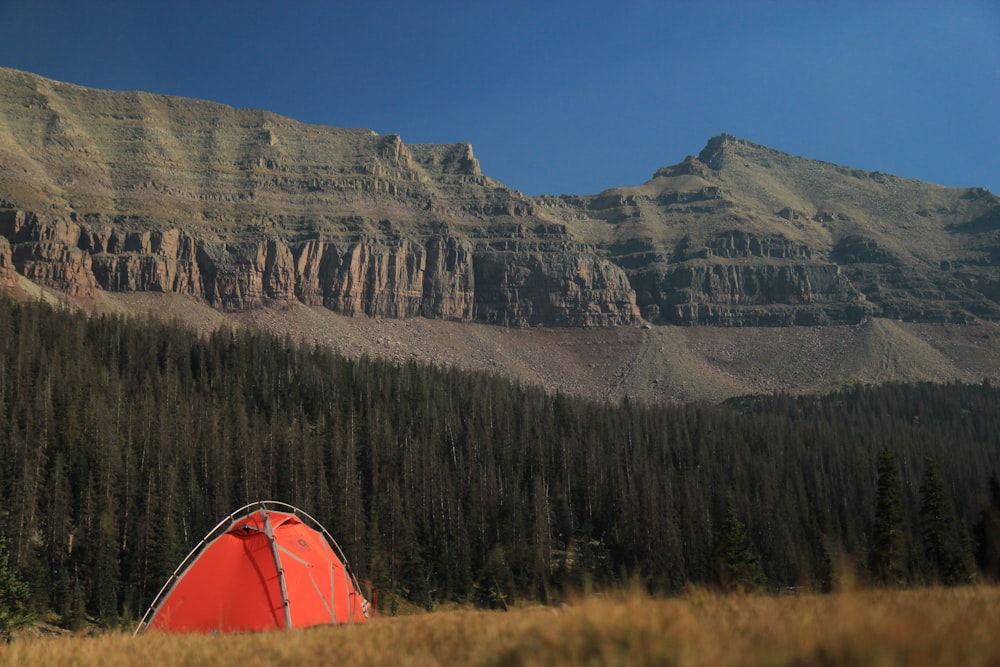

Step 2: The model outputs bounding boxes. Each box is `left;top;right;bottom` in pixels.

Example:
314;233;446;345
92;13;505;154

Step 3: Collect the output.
0;235;17;290
0;209;99;297
473;240;638;327
0;207;638;325
1;70;999;328
631;261;866;326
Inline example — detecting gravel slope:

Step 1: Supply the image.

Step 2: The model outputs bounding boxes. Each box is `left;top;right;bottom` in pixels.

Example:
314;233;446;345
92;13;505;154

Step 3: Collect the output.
91;293;1000;404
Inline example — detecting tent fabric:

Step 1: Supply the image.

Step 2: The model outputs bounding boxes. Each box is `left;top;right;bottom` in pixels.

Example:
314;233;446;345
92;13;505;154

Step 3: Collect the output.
137;501;369;633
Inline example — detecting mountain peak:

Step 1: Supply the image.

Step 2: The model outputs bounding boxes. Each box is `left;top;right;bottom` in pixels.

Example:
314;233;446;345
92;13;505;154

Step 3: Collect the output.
650;134;767;179
696;134;781;170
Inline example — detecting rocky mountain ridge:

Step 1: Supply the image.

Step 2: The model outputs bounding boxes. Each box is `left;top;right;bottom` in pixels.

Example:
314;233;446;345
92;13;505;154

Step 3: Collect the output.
2;68;999;330
4;67;1000;401
0;67;639;327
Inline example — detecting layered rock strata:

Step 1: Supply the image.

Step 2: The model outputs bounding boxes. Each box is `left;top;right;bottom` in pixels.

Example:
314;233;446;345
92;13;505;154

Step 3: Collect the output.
1;69;999;327
0;207;639;326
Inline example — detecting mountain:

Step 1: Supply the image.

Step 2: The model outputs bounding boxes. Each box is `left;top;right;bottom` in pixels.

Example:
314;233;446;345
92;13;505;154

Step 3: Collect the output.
563;134;1000;326
0;67;637;327
2;67;1000;401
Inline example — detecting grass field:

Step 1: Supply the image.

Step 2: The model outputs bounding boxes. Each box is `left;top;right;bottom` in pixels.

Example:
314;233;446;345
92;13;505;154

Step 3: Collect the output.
3;586;999;666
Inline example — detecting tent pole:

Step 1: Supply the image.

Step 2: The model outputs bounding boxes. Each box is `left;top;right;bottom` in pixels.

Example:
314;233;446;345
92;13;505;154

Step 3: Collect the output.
134;505;246;635
260;504;293;629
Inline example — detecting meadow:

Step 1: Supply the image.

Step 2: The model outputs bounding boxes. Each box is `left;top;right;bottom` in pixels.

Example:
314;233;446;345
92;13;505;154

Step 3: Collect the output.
3;586;999;666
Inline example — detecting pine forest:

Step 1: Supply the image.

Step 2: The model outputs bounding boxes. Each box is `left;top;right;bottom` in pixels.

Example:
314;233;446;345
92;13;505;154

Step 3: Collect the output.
1;296;999;628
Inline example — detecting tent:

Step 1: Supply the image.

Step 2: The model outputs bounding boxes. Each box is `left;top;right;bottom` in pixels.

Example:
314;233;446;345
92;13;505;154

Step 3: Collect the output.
135;501;369;633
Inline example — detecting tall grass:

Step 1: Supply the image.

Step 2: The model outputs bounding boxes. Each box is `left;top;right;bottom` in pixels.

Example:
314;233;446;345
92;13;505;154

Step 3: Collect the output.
3;586;999;666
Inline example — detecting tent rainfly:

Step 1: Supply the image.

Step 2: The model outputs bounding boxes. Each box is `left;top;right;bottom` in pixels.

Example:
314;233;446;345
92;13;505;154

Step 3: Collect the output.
135;501;369;633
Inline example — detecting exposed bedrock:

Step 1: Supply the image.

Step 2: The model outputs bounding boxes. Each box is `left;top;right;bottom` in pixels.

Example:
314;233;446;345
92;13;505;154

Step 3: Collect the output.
0;208;640;326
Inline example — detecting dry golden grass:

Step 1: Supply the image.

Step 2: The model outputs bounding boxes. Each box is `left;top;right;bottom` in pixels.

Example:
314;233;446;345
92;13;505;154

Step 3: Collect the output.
3;586;999;666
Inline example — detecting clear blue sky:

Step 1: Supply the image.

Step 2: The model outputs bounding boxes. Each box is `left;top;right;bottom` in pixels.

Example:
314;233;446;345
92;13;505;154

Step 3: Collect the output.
1;1;998;196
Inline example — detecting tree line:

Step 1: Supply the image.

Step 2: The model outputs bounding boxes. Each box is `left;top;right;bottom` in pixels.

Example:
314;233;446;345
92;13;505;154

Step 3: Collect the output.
0;296;998;628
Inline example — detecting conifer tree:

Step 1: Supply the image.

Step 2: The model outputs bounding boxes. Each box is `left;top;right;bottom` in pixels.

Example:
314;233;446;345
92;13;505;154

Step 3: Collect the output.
474;546;515;610
973;473;1000;580
0;534;29;635
711;498;766;593
918;458;973;585
869;449;907;585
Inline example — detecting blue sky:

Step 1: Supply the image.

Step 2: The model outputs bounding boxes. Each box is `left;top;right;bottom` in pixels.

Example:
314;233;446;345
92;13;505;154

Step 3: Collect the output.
1;1;998;196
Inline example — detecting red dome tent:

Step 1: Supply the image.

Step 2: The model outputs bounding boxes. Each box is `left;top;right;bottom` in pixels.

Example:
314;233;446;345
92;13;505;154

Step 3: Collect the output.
135;501;369;633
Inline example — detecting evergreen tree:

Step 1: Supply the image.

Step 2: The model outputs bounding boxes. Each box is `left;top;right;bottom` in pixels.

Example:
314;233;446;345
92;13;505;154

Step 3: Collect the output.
918;458;973;585
711;498;766;593
0;534;30;635
973;473;1000;580
474;546;515;610
869;450;907;585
